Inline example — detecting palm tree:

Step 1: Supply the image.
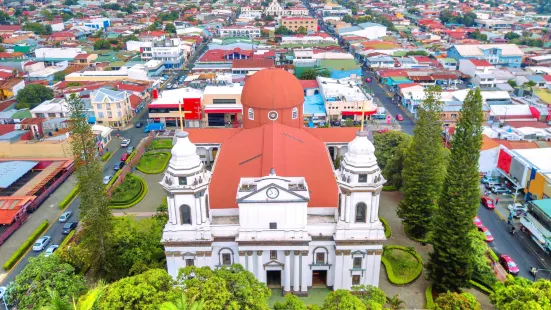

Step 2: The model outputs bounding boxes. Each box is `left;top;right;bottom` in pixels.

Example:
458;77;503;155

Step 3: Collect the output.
41;289;72;310
42;281;106;310
158;294;204;310
386;294;405;310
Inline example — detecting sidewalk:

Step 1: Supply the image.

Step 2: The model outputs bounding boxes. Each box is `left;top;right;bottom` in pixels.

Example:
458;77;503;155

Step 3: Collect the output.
0;176;77;274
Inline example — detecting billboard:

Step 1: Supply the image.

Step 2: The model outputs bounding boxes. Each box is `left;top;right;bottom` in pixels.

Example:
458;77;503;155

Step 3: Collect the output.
183;98;202;120
497;149;512;174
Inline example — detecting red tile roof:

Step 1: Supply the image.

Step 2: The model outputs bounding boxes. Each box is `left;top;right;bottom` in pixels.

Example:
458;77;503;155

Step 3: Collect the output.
117;83;147;93
470;59;493;67
542;75;551;82
0;25;22;32
51;31;76;38
74;53;90;60
0;100;15;112
232;58;274;69
0;197;34;225
139;31;166;37
129;94;143;109
0;124;15;135
299;80;319;89
199;48;253;62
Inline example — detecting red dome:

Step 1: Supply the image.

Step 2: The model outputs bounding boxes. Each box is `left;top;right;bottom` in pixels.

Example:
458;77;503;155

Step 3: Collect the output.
241;68;305;110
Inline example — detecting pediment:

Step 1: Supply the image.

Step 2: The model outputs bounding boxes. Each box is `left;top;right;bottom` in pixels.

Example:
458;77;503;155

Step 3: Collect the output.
237;183;309;203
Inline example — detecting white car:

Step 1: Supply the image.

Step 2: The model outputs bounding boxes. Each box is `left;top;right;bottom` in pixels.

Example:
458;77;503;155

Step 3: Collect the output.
508;203;528;217
44;245;59;257
103;175;113;185
121;139;131;147
33;236;51;251
59;211;72;222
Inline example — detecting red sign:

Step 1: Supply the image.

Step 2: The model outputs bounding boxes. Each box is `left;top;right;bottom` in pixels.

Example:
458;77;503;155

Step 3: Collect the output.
183;98;202;120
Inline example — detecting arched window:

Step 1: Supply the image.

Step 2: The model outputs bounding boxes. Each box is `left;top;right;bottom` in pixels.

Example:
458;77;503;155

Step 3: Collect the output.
248;108;254;120
180;205;192;225
355;202;367;223
292;107;298;119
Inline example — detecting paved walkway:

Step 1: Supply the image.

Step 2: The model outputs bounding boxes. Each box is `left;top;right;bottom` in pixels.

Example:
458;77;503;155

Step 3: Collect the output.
112;170;165;214
379;191;492;309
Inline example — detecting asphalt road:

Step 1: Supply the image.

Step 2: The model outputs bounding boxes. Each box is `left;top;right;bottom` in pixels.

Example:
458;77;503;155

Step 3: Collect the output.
477;204;551;280
0;116;149;295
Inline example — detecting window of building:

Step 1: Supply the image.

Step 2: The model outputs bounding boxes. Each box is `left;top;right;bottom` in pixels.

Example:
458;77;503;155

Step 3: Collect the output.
270;250;277;260
355;202;367;223
185;259;194;266
96;104;102;109
48;113;56;118
180;205;192;225
451;114;457;118
269;222;277;229
213;99;237;105
248;108;254;120
292;107;298;119
222;253;232;265
358;174;368;183
179;177;187;185
315;252;325;264
353;257;362;269
116;103;121;109
352;275;361;285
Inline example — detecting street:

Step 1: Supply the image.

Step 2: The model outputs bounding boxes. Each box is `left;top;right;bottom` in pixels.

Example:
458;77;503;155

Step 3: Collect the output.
0;114;149;296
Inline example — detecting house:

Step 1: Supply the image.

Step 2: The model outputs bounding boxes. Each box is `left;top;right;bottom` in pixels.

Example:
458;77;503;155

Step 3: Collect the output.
447;44;524;68
73;54;98;65
0;78;25;100
90;88;133;128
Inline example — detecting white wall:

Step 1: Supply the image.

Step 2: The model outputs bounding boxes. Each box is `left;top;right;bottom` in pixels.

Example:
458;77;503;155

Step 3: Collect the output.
479;147;499;173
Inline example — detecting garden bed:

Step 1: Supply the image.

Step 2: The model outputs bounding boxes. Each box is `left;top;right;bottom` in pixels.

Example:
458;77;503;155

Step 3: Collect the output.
137;151;171;174
149;139;173;150
381;245;423;285
110;174;148;209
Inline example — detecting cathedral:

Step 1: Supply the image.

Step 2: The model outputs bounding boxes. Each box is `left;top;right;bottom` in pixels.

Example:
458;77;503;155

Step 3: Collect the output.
161;68;385;294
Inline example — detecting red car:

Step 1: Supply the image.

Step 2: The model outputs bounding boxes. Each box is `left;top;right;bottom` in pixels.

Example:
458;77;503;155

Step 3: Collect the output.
499;255;519;275
395;114;404;121
478;226;494;242
473;216;483;229
377;128;389;134
481;196;495;210
120;153;129;161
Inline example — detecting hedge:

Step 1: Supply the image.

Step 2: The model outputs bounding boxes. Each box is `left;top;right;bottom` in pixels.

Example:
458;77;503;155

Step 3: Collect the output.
404;223;431;244
136;151;171;174
379;217;391;238
488;247;499;262
381;245;424;285
425;284;435;310
59;230;75;249
3;220;49;270
106;168;123;189
59;186;79;210
125;149;137;164
101;151;111;161
469;280;494;295
382;185;397;191
110;175;148;209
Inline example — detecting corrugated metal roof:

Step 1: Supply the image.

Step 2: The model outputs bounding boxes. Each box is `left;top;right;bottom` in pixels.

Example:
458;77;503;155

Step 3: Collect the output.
0;161;38;188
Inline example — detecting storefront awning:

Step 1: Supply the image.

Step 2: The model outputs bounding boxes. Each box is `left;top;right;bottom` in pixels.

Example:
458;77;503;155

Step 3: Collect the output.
520;217;548;245
341;110;377;116
204;105;243;114
204;109;242;114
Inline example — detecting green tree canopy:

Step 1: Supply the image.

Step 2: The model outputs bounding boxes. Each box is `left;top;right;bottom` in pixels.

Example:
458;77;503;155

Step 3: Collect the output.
16;84;54;109
373;131;411;172
0;11;10;23
23;22;51;35
382;137;411;189
5;255;87;309
491;277;551;309
275;26;292;35
54;71;67;82
435;292;481;310
93;39;111;50
274;294;307;310
165;23;177;34
352;284;386;309
322;290;365;310
296;26;307;35
178;264;271;309
342;14;355;24
299;68;330;80
504;31;520;40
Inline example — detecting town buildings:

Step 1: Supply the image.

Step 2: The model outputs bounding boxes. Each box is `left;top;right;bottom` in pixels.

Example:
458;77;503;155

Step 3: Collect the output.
90;88;133;128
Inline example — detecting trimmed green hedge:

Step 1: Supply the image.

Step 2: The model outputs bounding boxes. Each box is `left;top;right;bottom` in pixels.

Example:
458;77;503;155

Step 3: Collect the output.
137;151;171;174
382;185;397;191
125;149;137;164
488;247;499;262
381;245;423;285
106;169;123;188
59;186;79;210
101;151;111;161
110;174;148;209
469;280;493;295
149;139;173;150
3;220;49;270
425;284;435;310
380;217;391;238
59;230;75;249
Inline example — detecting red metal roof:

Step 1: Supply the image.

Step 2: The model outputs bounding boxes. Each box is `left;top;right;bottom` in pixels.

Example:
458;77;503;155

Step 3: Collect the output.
232;59;274;69
470;59;493;67
299;80;319;89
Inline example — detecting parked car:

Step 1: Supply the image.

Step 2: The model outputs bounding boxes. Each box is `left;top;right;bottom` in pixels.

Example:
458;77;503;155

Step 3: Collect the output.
0;286;6;300
485;181;502;189
113;161;124;171
135;121;143;128
33;236;51;251
478;226;495;242
59;211;72;222
121;153;129;161
473;216;483;229
126;146;135;154
63;222;78;234
508;203;528;218
481;176;499;184
481;196;495;210
395;114;404;121
492;186;511;194
121;139;131;147
377;128;389;134
499;255;519;275
103;175;113;185
44;245;59;257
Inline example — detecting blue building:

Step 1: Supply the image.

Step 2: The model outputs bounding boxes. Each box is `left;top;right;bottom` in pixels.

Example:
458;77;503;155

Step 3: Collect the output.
447;44;524;68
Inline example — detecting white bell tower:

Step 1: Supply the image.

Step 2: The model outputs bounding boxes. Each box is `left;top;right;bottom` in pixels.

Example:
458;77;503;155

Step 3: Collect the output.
160;132;213;242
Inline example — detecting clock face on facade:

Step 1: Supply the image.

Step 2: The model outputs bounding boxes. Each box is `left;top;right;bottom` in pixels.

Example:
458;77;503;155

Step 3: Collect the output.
268;111;278;121
266;187;279;199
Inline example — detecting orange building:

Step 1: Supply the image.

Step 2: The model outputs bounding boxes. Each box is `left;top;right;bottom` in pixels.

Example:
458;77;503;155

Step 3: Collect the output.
280;17;318;32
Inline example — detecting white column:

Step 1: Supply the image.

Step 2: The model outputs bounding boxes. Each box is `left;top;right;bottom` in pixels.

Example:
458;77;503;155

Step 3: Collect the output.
293;251;300;292
247;252;255;275
239;251;247;268
370;192;377;223
257;251;265;283
166;252;177;278
339;193;346;222
201;195;207;223
333;250;343;289
169;196;178;225
341;250;351;289
344;195;351;223
372;251;382;287
373;192;381;220
195;197;202;224
301;251;308;292
284;251;291;292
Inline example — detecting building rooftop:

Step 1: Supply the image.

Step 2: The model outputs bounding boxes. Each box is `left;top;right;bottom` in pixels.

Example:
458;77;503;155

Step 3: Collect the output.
0;161;38;188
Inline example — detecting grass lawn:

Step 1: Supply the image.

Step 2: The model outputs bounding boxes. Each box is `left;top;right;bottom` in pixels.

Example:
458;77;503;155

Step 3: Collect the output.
149;139;173;150
383;247;421;281
137;151;171;174
268;288;329;308
110;174;143;203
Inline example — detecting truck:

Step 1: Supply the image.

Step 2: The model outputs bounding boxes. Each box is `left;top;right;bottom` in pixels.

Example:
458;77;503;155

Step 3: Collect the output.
519;199;551;254
372;107;386;120
144;123;165;133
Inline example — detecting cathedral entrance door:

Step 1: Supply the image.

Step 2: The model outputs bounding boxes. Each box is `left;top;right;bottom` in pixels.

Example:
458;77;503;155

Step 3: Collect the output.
312;270;327;287
266;270;282;288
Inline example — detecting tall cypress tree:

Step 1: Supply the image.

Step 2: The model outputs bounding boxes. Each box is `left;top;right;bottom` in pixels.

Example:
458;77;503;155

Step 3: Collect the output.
397;86;445;239
67;94;113;278
428;88;484;292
